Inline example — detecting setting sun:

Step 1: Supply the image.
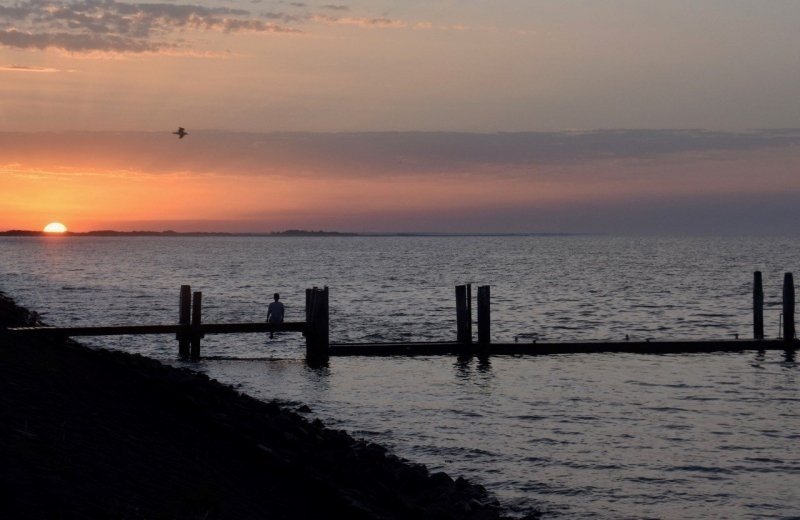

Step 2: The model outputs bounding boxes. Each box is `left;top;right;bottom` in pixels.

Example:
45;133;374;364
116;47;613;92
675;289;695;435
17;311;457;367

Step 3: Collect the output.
43;222;68;233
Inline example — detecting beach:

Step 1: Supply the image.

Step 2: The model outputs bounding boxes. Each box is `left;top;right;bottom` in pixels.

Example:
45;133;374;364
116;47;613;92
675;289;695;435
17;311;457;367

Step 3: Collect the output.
0;291;526;519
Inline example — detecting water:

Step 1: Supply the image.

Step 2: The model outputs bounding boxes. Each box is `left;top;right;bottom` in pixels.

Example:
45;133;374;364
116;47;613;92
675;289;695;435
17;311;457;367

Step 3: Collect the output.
1;235;798;518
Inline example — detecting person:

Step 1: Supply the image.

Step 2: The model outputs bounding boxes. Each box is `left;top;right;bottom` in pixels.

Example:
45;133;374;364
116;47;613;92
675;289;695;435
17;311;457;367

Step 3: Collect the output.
266;293;285;339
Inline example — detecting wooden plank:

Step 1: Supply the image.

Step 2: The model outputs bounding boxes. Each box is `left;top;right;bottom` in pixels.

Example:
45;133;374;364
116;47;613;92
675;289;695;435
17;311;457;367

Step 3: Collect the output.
481;340;785;355
7;322;307;336
7;325;182;336
330;342;463;356
328;339;792;357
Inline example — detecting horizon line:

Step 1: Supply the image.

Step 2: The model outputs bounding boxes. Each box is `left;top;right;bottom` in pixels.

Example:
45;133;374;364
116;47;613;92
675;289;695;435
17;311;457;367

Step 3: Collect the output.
0;229;588;238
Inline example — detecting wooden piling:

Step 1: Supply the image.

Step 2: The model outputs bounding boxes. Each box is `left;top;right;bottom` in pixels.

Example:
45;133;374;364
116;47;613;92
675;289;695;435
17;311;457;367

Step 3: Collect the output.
477;285;491;345
466;284;473;343
783;272;795;342
318;287;329;351
455;285;470;344
305;287;329;362
305;288;314;322
455;285;463;342
190;291;203;360
753;272;764;340
178;285;191;358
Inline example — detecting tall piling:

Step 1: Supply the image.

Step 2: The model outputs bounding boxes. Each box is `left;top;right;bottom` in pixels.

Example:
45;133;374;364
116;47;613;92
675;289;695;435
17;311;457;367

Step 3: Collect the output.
305;288;313;324
190;291;203;360
305;287;329;364
466;283;473;343
753;272;764;340
477;285;491;346
455;285;471;344
178;285;191;358
783;272;795;342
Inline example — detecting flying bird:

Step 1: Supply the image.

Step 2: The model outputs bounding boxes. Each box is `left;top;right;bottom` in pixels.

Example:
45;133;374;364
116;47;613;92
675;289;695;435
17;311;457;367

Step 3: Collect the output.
173;127;188;139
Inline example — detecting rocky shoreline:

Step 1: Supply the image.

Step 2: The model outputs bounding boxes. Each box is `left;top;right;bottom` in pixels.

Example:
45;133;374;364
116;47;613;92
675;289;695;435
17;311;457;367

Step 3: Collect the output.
0;291;538;519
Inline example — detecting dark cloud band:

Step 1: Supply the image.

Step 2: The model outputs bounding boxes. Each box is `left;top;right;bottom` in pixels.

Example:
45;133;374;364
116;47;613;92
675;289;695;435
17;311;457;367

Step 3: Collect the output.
0;0;302;53
1;129;798;176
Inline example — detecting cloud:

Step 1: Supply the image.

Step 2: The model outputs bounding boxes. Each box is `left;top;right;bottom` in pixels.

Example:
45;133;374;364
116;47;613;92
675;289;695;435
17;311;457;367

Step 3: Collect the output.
0;0;433;54
0;28;161;53
2;128;799;178
312;15;407;28
4;129;800;234
0;64;74;73
0;0;302;54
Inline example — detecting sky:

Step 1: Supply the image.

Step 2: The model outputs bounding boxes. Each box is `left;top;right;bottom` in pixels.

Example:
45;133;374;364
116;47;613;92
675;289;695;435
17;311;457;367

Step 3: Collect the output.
1;1;800;233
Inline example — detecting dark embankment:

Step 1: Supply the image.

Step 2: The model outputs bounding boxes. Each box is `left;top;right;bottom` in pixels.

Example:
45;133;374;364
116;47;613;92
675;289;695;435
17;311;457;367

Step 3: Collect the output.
0;292;532;519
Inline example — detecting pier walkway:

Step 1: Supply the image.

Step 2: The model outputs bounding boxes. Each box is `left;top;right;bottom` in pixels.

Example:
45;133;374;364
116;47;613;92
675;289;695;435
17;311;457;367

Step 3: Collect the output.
7;273;798;363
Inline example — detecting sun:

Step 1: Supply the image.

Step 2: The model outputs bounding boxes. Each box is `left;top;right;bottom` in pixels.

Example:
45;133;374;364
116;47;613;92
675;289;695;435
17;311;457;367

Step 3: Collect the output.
43;222;68;233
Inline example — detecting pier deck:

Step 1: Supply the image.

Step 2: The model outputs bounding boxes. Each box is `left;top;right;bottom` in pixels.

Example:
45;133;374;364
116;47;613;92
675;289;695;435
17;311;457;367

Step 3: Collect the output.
7;322;306;337
329;339;794;357
6;276;798;361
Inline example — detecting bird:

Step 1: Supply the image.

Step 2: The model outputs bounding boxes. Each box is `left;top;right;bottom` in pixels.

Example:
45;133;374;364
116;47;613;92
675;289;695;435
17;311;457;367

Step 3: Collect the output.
172;127;188;139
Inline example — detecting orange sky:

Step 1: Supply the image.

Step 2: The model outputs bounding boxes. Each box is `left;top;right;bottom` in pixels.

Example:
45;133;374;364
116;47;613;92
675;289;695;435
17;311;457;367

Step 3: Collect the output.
2;2;800;233
3;130;800;233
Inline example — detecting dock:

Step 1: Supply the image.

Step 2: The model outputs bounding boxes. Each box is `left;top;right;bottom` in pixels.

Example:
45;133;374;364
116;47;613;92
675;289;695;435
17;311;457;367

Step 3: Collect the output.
328;339;791;356
6;271;798;364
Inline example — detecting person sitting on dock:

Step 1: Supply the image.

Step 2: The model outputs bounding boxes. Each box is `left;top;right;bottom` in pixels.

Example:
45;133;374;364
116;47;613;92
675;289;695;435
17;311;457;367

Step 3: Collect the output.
267;293;284;339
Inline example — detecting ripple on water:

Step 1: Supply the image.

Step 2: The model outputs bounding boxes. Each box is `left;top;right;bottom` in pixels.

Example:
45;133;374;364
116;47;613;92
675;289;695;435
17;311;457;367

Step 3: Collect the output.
1;236;799;519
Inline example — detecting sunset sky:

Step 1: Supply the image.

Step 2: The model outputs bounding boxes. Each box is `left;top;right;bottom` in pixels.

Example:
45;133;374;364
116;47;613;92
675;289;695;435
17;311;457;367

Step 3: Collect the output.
2;1;800;233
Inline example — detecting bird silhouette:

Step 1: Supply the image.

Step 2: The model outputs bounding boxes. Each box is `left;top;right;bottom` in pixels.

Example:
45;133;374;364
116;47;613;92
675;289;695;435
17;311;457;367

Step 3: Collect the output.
172;127;188;139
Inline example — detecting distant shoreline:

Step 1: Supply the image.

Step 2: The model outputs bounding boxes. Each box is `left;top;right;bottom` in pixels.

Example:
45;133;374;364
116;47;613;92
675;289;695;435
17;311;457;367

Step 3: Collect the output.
0;229;357;238
0;229;585;238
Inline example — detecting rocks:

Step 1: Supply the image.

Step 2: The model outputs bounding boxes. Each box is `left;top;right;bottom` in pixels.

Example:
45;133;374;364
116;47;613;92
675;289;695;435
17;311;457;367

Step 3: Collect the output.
0;291;534;519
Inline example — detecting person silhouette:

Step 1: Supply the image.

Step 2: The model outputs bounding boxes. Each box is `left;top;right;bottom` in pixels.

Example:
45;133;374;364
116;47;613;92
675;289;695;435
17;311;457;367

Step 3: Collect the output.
267;293;284;339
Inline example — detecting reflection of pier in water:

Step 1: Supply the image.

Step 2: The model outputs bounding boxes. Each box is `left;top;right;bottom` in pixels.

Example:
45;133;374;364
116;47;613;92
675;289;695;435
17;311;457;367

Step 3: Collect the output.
8;272;798;365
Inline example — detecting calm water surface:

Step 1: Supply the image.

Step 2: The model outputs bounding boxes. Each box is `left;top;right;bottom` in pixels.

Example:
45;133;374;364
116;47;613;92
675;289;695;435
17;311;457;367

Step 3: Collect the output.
1;236;798;518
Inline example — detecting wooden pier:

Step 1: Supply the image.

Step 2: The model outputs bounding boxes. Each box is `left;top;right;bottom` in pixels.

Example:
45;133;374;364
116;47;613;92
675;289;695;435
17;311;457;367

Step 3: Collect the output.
7;272;798;363
9;285;329;362
328;339;790;356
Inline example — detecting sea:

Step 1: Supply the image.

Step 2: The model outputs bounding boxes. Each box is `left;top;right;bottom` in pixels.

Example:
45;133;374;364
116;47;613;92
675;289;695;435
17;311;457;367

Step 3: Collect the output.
1;235;798;518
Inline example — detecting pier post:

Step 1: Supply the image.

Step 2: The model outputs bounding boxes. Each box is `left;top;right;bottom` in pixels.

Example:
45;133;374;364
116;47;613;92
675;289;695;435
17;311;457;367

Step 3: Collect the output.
190;291;203;360
467;283;473;343
305;288;313;324
783;273;795;342
306;287;329;364
477;285;491;346
455;285;463;342
178;285;191;358
753;272;764;340
455;285;471;344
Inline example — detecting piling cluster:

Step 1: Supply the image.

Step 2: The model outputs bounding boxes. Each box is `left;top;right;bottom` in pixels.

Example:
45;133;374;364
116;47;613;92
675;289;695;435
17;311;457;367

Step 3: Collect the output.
752;271;795;341
174;285;329;361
